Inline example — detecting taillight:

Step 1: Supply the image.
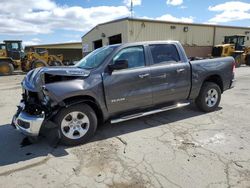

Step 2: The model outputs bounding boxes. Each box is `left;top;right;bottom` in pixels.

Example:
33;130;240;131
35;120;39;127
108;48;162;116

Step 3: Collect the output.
232;61;236;74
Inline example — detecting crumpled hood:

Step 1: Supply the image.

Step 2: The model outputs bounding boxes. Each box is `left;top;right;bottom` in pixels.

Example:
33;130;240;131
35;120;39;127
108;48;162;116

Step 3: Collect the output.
22;66;90;92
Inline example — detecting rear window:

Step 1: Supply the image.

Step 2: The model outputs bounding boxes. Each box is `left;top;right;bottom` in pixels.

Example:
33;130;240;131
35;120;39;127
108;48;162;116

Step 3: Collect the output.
149;44;180;65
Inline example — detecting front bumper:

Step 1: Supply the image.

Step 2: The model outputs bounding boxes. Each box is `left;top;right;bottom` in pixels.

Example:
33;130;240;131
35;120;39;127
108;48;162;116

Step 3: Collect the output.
14;110;45;137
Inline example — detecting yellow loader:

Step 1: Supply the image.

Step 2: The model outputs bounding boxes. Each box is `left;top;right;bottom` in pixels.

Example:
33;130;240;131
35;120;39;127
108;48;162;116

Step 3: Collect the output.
212;35;250;67
22;48;63;72
0;40;64;75
0;40;24;75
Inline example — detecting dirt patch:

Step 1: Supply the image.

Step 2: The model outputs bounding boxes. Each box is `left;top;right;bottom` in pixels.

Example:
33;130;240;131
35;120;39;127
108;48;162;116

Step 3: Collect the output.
70;137;150;187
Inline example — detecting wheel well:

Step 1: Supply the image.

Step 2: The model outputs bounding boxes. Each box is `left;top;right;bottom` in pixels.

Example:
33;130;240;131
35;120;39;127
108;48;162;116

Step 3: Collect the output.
63;95;104;125
203;75;223;92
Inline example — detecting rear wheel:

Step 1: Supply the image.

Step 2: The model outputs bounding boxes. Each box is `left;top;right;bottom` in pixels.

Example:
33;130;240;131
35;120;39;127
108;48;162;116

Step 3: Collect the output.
0;62;14;76
195;82;221;112
54;104;97;146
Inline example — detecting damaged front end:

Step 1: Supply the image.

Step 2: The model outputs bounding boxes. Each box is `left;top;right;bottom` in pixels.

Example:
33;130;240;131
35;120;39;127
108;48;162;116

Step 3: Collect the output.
12;67;90;137
13;69;56;136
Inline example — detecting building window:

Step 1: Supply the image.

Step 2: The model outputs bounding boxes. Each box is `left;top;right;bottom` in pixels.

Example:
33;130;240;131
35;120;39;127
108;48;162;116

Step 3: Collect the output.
183;27;189;32
109;34;122;45
93;39;103;50
170;25;176;29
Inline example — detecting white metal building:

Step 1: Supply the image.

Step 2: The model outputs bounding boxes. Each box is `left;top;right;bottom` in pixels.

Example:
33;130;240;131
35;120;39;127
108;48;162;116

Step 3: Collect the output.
81;17;250;57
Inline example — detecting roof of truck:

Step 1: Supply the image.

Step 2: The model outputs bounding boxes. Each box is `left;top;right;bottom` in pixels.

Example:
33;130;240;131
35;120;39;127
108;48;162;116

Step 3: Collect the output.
120;40;180;46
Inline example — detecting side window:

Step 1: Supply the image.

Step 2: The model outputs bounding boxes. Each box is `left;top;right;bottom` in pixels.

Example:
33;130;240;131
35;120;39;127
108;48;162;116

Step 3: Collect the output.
113;46;145;69
6;43;19;51
149;44;180;65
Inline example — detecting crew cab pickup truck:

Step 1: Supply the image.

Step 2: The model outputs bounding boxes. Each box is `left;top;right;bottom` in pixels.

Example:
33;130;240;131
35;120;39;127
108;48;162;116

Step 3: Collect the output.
12;41;235;146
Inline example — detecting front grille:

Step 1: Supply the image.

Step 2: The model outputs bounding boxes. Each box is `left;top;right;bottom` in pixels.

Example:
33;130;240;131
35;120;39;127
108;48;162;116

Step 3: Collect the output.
212;47;223;57
17;119;30;129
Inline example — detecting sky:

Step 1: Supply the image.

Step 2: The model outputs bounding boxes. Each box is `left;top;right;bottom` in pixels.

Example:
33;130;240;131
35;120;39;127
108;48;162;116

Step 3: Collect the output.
0;0;250;46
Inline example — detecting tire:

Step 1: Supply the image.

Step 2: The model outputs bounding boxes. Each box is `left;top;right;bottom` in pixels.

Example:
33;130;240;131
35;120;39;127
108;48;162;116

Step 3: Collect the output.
32;60;47;69
54;104;97;146
195;82;221;112
0;62;14;76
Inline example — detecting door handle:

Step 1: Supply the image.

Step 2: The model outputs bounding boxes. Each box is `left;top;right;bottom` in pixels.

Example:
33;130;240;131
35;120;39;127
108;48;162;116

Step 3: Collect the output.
155;73;167;79
176;68;185;73
138;73;150;78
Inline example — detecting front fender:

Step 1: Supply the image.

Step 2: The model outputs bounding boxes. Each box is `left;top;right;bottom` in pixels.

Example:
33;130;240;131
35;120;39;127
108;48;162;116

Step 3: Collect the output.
44;74;107;110
45;79;95;102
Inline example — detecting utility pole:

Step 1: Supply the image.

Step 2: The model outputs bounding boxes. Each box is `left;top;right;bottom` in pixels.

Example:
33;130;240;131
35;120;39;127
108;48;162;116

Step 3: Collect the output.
130;0;133;18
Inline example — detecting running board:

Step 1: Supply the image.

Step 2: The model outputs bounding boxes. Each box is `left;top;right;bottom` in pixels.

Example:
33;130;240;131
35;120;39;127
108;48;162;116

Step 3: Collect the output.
111;102;190;124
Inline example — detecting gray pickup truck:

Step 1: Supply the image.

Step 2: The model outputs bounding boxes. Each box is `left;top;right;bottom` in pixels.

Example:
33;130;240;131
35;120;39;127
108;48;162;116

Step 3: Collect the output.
12;41;235;146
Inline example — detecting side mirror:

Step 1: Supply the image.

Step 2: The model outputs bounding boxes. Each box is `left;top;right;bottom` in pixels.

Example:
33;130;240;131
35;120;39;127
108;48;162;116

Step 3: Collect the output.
108;60;128;71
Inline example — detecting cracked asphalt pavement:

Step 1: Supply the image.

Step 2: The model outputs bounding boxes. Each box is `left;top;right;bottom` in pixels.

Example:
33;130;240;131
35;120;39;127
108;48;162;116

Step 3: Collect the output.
0;67;250;188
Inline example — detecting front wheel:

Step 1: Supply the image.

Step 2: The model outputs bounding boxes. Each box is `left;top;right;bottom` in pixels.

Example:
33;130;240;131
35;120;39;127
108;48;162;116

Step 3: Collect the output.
0;62;14;76
195;82;221;112
54;104;97;146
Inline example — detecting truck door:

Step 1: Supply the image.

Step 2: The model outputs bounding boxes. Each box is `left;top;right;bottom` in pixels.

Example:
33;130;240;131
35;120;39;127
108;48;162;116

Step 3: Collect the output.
148;44;191;105
103;46;152;114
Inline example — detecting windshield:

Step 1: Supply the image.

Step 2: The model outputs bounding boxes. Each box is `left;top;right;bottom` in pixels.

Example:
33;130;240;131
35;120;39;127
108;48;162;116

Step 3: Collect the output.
76;46;117;69
6;42;23;51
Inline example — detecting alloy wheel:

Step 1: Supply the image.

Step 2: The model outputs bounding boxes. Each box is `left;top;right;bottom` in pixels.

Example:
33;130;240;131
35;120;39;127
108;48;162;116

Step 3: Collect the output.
61;111;90;140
